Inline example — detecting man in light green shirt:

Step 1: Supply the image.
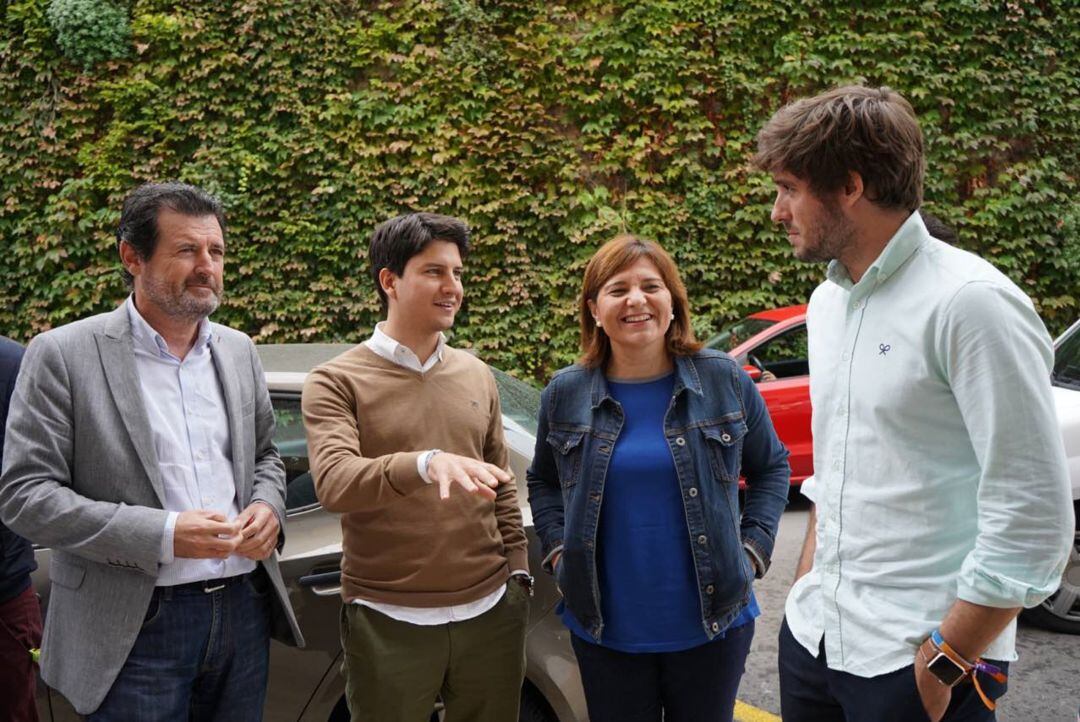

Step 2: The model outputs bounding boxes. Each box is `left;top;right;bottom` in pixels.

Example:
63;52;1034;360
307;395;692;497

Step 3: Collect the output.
754;85;1073;722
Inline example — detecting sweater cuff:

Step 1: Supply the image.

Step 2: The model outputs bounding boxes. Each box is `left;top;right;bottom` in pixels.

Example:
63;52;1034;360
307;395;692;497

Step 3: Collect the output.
505;547;530;576
387;451;429;496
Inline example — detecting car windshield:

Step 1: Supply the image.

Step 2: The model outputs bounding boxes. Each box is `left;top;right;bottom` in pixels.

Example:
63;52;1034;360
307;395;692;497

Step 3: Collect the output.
489;366;541;436
1053;324;1080;390
705;317;777;352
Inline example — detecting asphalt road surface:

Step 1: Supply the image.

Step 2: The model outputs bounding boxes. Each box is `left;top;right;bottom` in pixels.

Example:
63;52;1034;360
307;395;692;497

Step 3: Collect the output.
738;495;1080;721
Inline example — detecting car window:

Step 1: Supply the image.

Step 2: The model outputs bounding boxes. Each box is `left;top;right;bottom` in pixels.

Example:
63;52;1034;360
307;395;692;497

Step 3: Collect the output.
489;366;540;436
1053;323;1080;390
706;317;777;352
271;394;317;512
752;324;809;380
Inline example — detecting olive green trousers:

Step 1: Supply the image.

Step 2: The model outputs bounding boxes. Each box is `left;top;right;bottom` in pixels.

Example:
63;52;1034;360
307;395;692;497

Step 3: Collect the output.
341;580;529;722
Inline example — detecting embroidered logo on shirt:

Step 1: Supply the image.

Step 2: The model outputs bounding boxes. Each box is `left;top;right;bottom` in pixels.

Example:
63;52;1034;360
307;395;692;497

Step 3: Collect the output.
879;343;891;356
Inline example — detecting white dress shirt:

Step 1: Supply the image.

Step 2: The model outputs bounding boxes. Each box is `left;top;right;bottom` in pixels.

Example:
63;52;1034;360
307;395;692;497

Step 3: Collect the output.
126;297;255;586
351;323;507;625
785;212;1073;676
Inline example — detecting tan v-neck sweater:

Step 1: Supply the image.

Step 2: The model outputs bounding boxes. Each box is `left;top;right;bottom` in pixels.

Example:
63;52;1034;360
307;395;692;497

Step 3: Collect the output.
301;343;528;606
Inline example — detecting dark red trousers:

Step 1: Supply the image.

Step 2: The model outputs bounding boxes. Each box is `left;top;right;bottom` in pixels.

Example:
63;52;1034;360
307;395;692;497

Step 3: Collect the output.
0;585;43;722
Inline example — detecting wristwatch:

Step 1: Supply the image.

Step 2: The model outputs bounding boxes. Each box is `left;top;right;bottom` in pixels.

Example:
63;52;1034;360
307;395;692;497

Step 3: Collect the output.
923;631;972;688
511;573;535;597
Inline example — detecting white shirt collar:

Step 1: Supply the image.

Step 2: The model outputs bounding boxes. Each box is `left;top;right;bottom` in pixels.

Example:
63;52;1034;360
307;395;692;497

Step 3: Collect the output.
366;322;445;373
126;295;212;360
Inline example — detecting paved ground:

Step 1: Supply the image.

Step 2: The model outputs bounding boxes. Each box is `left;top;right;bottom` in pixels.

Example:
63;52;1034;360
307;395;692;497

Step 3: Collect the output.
737;495;1080;721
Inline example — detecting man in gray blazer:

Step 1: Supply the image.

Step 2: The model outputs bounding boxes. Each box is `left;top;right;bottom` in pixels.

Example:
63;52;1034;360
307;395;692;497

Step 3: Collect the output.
0;182;302;720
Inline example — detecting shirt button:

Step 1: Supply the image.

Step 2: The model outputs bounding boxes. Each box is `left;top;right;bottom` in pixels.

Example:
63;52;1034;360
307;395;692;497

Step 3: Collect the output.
674;437;686;447
720;432;732;443
697;535;707;545
599;446;610;454
853;301;863;310
841;352;850;361
688;487;698;498
705;584;715;594
833;460;842;471
711;622;720;632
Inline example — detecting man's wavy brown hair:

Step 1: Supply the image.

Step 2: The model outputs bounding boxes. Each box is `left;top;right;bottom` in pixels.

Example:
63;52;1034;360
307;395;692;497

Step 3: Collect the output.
578;234;702;370
753;85;925;211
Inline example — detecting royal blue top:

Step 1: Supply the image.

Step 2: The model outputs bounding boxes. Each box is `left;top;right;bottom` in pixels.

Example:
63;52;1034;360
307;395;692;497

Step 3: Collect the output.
561;373;758;652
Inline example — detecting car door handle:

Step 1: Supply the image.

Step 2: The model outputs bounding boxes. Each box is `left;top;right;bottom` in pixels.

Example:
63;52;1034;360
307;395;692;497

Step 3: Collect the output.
298;570;342;597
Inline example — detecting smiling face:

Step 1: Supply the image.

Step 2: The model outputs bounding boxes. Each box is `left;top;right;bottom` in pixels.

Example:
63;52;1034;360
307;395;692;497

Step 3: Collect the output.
770;170;856;263
124;208;224;323
382;239;464;338
588;257;674;362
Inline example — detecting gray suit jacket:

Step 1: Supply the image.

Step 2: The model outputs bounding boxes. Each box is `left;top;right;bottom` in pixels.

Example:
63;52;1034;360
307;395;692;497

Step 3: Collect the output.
0;305;304;714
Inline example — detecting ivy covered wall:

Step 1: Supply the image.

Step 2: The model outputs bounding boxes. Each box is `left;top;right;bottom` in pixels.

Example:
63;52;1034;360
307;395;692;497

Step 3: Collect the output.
2;0;1077;381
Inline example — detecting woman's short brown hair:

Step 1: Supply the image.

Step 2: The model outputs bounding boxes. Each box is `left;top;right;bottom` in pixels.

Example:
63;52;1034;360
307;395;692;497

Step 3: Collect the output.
753;85;925;211
578;234;702;369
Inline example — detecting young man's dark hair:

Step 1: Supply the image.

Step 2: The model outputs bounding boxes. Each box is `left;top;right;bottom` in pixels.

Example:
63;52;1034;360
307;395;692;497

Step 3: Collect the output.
368;212;470;309
754;85;925;211
115;182;226;287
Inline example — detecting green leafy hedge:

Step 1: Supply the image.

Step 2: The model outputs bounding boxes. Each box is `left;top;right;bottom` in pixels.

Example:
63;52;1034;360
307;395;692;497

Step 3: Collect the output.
2;0;1077;382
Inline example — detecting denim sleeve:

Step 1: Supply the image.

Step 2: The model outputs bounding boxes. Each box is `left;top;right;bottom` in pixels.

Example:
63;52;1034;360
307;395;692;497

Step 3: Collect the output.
526;382;565;573
737;366;790;566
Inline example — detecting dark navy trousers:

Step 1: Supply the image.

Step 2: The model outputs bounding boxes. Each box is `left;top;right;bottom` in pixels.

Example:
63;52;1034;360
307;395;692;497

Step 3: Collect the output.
570;619;754;722
88;571;271;722
779;618;1008;722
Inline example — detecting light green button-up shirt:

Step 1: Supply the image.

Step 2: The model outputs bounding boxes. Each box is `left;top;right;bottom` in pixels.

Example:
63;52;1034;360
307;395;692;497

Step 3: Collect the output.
785;212;1074;677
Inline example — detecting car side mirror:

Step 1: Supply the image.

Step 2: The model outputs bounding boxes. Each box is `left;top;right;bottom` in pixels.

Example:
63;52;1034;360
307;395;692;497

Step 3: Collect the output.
743;364;763;382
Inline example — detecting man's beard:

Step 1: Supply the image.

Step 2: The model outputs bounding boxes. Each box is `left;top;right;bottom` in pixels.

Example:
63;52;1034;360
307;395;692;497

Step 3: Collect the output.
141;274;221;322
797;201;857;264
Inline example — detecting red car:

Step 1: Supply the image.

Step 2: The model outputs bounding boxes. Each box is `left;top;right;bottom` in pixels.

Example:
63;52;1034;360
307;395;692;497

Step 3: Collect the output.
705;305;812;488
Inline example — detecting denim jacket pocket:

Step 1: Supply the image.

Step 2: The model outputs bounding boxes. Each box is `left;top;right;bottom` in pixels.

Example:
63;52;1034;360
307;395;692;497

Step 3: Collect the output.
546;429;586;488
701;420;748;482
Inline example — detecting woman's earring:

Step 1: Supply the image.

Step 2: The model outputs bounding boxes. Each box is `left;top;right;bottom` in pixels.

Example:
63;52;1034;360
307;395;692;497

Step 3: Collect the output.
594;318;602;328
669;312;675;320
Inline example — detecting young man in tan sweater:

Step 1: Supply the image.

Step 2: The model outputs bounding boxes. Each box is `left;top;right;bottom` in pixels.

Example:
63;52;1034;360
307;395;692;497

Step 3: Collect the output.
302;213;531;722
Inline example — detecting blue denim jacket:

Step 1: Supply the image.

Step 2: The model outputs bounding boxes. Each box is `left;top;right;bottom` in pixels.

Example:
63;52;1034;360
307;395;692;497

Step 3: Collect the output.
526;350;790;643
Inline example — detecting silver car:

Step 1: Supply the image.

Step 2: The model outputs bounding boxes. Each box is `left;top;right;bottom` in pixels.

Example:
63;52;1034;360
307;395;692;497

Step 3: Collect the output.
34;343;587;721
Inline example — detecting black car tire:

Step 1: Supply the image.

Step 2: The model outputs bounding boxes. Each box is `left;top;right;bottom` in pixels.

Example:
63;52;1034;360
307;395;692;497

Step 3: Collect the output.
1021;524;1080;635
328;696;350;722
519;684;556;722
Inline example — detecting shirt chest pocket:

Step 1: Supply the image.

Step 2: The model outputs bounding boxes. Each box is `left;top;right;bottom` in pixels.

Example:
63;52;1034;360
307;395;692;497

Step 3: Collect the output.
700;420;748;483
546;429;586;489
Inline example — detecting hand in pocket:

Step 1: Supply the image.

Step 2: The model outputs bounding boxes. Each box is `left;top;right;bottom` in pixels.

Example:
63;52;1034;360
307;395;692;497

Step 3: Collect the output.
913;655;952;722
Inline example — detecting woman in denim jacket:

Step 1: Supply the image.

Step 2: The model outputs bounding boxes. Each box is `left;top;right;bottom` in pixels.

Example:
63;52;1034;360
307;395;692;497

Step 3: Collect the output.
527;235;790;722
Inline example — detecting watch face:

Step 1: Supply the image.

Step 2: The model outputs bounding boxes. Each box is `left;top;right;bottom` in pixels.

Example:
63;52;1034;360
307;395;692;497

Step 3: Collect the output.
927;652;967;686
